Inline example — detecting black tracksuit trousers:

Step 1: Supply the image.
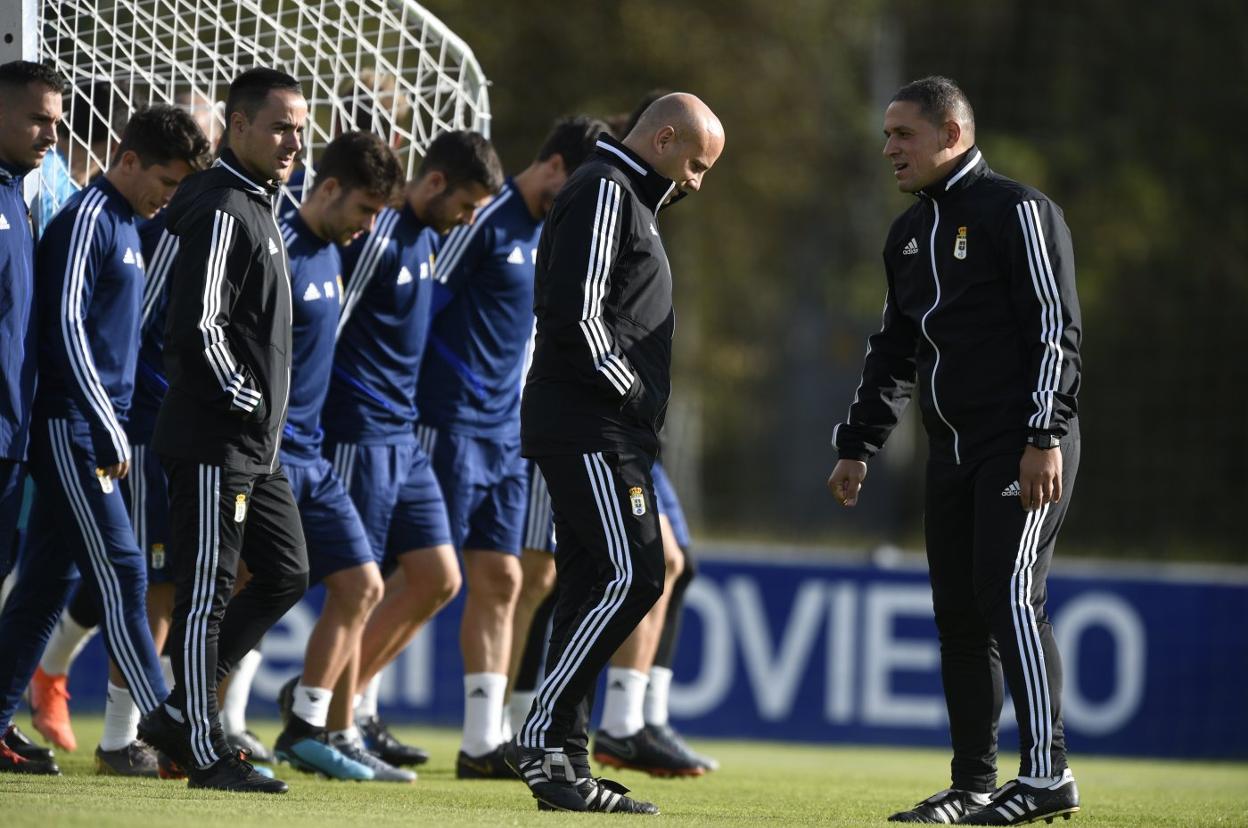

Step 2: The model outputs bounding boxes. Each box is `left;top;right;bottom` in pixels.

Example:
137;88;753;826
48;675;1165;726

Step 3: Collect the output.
925;425;1079;792
518;447;665;763
162;458;308;768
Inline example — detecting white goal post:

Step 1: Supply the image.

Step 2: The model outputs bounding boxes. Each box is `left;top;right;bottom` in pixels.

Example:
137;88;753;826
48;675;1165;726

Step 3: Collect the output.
5;0;490;216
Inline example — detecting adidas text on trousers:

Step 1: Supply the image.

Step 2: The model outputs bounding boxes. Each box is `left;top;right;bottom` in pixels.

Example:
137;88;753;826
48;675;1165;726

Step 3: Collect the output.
519;448;665;758
925;424;1080;792
162;457;308;768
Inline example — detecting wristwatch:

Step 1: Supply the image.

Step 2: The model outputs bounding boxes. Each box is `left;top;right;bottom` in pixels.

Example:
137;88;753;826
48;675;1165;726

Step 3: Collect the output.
1026;432;1060;449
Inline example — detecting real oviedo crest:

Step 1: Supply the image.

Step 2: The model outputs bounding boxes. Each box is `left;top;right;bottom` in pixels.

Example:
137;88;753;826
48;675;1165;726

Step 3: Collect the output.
628;486;646;516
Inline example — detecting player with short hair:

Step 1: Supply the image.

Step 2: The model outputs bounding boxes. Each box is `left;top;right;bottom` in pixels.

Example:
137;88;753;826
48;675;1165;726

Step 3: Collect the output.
136;68;310;794
269;131;413;782
828;75;1082;825
310;129;501;767
413;115;607;779
0;103;208;776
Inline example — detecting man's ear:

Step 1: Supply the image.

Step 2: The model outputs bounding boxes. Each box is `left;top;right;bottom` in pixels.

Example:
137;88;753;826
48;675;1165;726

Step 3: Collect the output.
654;125;676;154
943;119;962;150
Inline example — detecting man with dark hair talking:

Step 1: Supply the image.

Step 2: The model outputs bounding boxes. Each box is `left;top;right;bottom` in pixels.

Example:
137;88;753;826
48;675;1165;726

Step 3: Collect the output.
0;103;208;776
137;68;310;794
828;75;1082;825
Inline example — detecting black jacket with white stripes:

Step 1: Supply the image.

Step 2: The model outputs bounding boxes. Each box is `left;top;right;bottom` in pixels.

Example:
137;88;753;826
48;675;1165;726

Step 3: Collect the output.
833;148;1081;465
153;149;293;475
521;133;679;460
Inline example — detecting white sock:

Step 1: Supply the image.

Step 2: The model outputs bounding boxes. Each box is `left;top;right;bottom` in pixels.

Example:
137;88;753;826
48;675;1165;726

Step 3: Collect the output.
600;667;648;738
355;673;381;720
1018;769;1073;788
39;612;97;675
643;666;672;727
291;684;332;729
100;682;139;751
160;655;175;689
461;672;507;757
329;725;360;745
956;790;993;805
509;690;536;735
499;711;512;744
220;649;262;735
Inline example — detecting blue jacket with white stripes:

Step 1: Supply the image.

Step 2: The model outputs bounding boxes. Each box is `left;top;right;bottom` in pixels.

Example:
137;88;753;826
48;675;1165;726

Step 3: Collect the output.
125;212;176;446
832;148;1082;466
522;134;679;460
153;149;294;475
417;178;542;439
32;175;143;468
321;202;438;444
0;161;37;462
277;210;342;464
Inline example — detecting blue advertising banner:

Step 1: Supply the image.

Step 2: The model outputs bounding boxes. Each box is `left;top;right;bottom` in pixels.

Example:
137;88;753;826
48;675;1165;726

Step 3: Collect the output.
56;550;1248;760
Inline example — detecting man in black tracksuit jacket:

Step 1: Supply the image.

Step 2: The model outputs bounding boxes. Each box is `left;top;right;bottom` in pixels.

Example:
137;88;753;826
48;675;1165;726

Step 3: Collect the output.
829;77;1082;825
139;70;309;794
511;95;724;813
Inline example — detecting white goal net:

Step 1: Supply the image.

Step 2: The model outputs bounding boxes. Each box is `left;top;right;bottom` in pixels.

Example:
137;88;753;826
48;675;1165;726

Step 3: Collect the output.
30;0;490;221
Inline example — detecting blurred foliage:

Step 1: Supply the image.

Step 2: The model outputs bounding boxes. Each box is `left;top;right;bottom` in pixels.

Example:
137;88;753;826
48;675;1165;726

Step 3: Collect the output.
427;0;1246;561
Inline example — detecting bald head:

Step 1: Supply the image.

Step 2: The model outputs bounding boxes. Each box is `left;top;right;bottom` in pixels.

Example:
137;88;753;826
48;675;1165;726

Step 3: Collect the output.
622;92;724;199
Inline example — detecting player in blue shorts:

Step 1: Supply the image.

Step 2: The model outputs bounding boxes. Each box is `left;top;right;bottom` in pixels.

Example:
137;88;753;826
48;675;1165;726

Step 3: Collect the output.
414;116;607;777
0;106;207;776
318;130;502;767
267;132;410;782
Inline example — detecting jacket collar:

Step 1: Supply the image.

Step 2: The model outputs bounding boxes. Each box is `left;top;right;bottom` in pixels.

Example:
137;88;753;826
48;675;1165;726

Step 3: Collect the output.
215;148;279;198
91;174;135;220
592;133;679;214
0;158;29;185
918;146;987;201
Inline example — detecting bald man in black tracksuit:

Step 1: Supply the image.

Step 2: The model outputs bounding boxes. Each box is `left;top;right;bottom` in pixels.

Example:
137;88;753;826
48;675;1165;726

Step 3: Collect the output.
830;77;1082;826
507;95;723;815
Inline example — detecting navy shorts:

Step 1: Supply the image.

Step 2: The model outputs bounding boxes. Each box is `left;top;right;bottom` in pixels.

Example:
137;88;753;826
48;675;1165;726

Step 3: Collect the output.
651;461;690;550
121;443;173;584
521;459;556;553
286;457;375;584
419;424;527;556
326;438;452;565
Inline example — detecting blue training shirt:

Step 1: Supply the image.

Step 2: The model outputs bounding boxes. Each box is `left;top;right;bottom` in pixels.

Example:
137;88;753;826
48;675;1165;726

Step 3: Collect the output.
417;178;542;438
278;210;343;464
32;175;143;467
321;203;438;444
126;212;177;445
0;160;37;462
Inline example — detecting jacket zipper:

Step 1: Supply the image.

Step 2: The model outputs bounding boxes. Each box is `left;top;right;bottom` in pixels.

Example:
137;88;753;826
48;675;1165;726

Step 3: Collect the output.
268;205;293;472
919;200;961;464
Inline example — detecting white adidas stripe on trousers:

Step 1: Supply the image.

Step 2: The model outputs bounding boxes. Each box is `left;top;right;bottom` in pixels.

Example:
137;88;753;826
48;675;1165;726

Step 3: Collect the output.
520;452;633;750
46;419;160;714
184;464;223;767
1011;502;1055;777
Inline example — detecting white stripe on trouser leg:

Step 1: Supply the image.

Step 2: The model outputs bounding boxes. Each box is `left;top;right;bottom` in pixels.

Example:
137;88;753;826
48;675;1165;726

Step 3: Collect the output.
185;465;222;766
47;420;158;712
1010;503;1054;776
521;453;632;749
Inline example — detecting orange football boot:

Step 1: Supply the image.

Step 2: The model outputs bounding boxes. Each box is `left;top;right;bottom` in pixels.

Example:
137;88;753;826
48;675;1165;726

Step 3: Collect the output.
30;667;77;752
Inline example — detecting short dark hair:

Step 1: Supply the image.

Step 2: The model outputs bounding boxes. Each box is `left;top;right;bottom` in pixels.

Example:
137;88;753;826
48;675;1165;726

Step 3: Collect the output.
311;131;403;201
418;130;503;194
891;75;975;130
225;67;303;124
0;60;68;96
114;105;213;171
618;89;671;138
536;115;610;174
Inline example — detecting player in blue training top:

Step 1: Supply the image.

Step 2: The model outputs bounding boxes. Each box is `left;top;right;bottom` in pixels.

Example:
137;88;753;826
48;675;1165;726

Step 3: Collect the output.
0;62;63;598
315;130;502;767
413;116;607;778
268;131;415;783
0;106;207;777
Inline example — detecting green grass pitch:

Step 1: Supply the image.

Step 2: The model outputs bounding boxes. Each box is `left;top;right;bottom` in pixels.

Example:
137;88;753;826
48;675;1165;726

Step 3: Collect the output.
4;717;1246;826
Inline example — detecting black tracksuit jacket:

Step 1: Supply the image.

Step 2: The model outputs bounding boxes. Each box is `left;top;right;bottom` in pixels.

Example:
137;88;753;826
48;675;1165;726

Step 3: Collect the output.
833;148;1082;465
521;134;680;460
153;149;293;474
